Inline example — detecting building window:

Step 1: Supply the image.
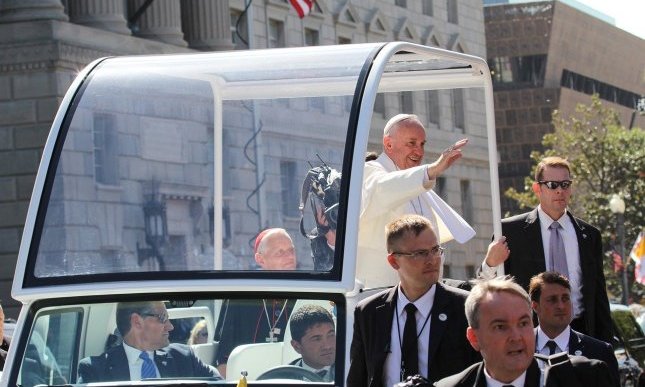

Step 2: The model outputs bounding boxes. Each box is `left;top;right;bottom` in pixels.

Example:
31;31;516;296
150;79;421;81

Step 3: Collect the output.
310;97;324;111
435;176;446;198
230;9;248;49
395;0;407;7
447;0;458;24
426;90;439;125
460;179;473;224
280;160;299;217
400;91;413;113
422;0;433;16
268;19;285;48
443;264;451;278
489;55;546;87
374;93;386;118
560;69;641;110
465;264;475;279
452;89;465;131
93;114;118;185
304;28;319;46
338;36;352;45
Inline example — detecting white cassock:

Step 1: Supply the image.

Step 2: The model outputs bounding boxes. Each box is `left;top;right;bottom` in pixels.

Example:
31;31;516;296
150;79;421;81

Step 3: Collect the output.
357;153;476;288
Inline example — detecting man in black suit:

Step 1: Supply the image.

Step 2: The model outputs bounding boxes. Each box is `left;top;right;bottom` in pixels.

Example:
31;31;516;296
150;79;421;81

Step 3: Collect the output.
347;214;480;387
529;272;619;386
288;304;336;382
78;301;221;382
435;277;612;387
480;156;612;343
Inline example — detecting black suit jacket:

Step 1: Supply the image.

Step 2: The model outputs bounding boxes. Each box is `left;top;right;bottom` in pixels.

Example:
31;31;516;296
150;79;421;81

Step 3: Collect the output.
77;343;220;383
435;355;613;387
347;283;480;387
501;208;612;343
566;329;619;387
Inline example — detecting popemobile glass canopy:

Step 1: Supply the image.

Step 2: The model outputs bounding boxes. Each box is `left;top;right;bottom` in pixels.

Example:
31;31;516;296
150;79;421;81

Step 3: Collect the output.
12;42;501;300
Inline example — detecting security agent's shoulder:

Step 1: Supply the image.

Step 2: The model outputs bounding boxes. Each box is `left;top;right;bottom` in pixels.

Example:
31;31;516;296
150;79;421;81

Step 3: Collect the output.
160;342;197;357
434;362;481;387
355;287;396;310
501;210;534;225
571;329;613;351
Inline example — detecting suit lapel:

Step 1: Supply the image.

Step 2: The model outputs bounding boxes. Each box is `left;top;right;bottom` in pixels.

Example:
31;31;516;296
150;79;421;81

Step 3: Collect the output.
525;359;541;387
427;284;448;374
106;346;131;381
154;348;174;377
568;329;584;356
525;209;547;268
372;287;398;378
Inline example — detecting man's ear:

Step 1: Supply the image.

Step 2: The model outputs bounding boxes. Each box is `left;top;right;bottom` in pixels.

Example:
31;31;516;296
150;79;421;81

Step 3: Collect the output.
466;327;480;352
255;252;264;267
531;300;539;313
383;135;392;150
131;313;144;330
387;253;399;270
291;339;302;355
532;181;540;195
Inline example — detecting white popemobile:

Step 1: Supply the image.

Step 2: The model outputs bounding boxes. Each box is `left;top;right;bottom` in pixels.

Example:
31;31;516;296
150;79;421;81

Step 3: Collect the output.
1;42;501;387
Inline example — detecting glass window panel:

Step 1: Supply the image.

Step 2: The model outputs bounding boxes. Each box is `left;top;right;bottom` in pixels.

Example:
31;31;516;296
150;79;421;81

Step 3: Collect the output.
17;298;341;385
33;45;374;278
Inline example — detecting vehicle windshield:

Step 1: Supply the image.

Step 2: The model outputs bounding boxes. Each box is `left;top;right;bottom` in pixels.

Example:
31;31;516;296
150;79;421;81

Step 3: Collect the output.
16;296;341;386
29;45;378;282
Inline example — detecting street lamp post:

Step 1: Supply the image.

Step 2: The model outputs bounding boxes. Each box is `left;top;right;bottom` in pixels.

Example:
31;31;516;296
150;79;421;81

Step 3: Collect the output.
609;193;628;305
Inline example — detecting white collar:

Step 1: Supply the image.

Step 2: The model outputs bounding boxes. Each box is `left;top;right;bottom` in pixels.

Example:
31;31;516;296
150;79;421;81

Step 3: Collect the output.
122;342;155;367
397;283;436;319
537;206;572;229
483;366;526;387
295;358;331;374
536;325;570;353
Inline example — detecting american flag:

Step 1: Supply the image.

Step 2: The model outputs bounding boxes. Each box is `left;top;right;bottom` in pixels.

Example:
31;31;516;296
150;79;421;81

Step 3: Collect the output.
289;0;314;19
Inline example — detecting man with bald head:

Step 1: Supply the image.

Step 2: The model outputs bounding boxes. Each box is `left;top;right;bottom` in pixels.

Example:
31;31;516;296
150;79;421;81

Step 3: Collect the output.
358;114;475;287
254;228;297;270
215;228;298;377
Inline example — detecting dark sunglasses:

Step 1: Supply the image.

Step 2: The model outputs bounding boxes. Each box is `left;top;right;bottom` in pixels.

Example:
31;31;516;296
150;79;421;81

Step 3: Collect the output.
538;180;572;190
142;312;170;324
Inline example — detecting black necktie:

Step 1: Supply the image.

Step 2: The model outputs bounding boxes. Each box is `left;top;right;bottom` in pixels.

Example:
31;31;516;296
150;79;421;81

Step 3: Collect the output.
546;340;558;355
402;303;419;378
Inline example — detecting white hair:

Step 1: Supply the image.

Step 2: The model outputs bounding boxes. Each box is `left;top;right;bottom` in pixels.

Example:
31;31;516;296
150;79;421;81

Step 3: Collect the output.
383;114;423;136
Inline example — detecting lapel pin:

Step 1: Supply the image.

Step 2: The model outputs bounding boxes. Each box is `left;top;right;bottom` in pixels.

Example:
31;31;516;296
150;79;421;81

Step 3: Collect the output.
582;234;587;239
574;350;582;356
438;313;447;321
162;361;167;366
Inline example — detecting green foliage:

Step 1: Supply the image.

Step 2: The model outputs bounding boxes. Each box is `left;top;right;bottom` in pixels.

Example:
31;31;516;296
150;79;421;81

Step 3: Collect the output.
505;95;645;302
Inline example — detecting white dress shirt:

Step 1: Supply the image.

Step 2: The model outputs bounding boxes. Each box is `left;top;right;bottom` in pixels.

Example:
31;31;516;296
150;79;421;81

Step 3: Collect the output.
480;207;583;317
536;207;583;317
483;366;528;387
123;342;160;380
535;326;570;356
383;284;436;387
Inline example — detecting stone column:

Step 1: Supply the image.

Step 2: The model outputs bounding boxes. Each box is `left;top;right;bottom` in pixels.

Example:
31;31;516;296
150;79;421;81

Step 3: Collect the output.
128;0;187;46
181;0;234;51
0;0;67;22
67;0;130;35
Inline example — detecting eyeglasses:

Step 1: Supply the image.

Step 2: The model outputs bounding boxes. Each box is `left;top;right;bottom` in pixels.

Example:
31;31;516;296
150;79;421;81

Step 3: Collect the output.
142;312;170;324
392;245;444;261
198;330;208;338
538;180;572;190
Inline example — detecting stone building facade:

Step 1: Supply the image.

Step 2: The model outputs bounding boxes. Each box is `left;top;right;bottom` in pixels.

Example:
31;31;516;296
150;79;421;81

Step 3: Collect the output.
485;1;645;214
0;0;491;317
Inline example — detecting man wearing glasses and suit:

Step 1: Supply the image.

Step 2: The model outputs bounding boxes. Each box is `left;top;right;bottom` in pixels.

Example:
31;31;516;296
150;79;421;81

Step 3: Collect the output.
480;156;612;343
348;214;508;386
78;301;221;382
